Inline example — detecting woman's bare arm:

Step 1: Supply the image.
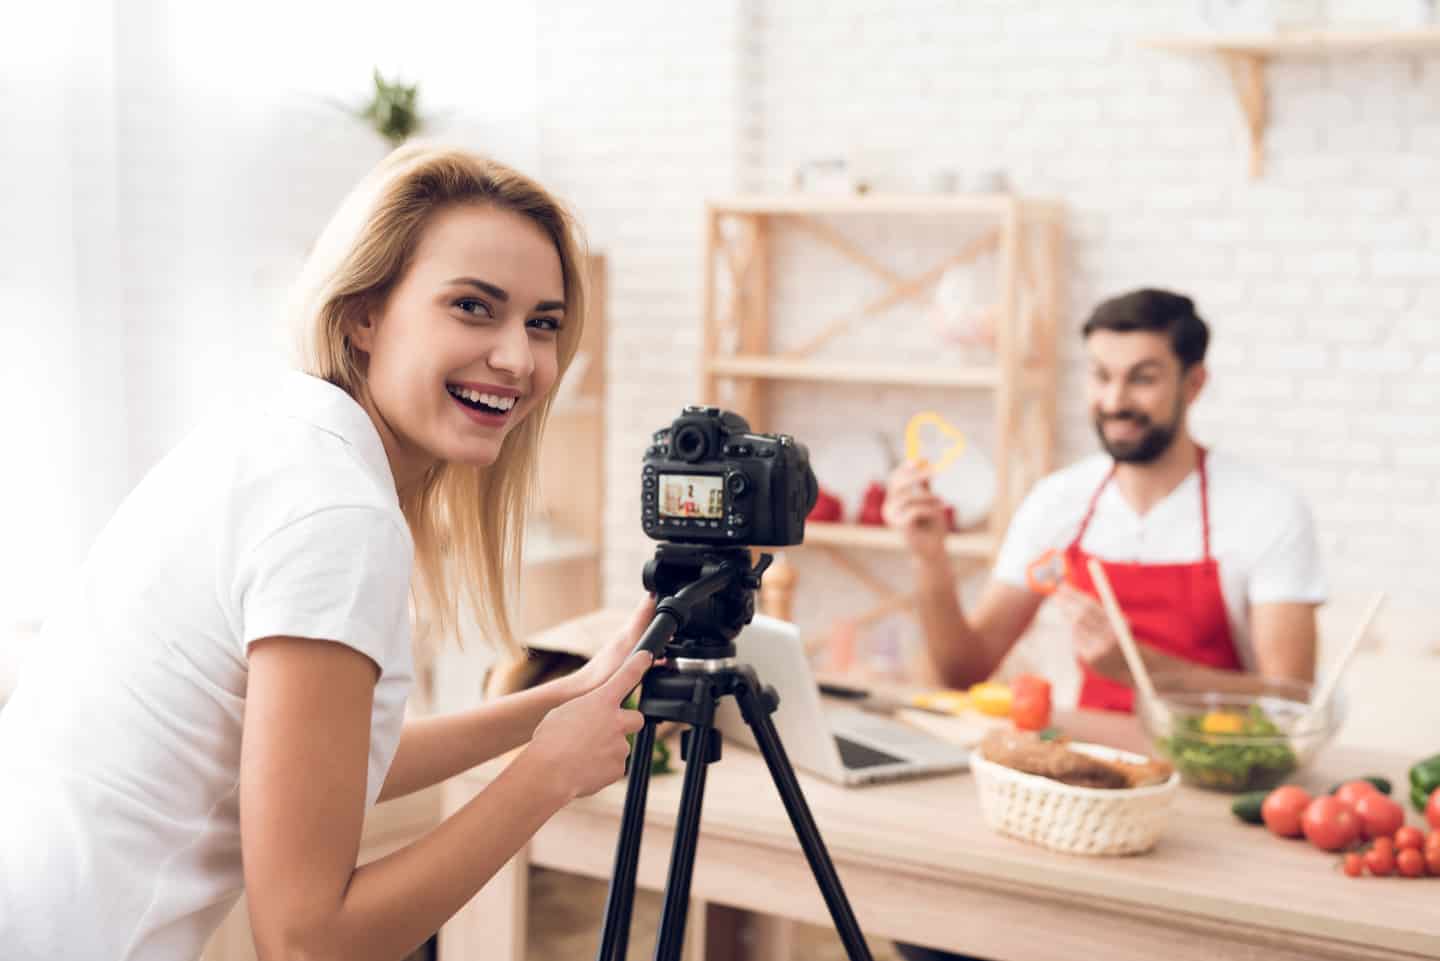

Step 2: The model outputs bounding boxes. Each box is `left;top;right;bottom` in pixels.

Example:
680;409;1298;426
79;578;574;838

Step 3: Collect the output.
241;636;648;961
379;598;656;802
378;681;573;803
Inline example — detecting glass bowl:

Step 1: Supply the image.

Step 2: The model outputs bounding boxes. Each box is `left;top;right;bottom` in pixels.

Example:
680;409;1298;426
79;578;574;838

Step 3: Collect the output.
1136;673;1346;793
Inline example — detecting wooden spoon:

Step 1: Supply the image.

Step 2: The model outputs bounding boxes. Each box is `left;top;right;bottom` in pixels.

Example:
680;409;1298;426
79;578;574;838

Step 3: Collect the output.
1303;591;1386;734
1085;557;1172;730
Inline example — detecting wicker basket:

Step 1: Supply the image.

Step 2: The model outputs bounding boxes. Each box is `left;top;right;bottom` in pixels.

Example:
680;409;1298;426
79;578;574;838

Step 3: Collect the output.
969;742;1180;856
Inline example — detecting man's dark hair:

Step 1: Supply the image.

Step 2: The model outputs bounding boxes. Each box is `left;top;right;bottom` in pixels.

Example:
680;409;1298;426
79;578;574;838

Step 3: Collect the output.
1081;288;1209;369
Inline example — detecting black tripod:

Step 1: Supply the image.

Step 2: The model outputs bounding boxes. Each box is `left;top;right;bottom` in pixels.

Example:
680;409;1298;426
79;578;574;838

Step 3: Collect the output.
594;543;874;961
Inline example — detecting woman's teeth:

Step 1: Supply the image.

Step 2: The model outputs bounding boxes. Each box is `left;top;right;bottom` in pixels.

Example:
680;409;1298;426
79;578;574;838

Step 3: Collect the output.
447;385;517;413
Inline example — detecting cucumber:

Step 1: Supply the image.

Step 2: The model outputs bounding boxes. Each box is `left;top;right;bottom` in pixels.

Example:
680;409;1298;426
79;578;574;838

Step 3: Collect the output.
1326;776;1392;796
1231;790;1269;825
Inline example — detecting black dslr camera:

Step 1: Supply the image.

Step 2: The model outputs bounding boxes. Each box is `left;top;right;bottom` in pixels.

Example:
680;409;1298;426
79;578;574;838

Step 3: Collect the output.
641;406;817;547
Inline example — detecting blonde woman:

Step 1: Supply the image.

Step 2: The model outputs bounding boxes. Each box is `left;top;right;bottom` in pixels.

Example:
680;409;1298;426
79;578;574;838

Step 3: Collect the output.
0;144;654;960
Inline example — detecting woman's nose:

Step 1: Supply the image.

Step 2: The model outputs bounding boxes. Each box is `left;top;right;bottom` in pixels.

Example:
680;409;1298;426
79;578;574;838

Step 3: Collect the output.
488;319;534;380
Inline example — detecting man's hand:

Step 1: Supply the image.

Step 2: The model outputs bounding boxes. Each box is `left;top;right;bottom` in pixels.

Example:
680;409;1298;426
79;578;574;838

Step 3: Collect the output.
882;460;950;564
1053;585;1127;679
564;595;657;698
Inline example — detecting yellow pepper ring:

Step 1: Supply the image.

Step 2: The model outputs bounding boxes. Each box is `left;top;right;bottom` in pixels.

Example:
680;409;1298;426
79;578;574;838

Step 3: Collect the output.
1200;711;1247;735
905;411;967;473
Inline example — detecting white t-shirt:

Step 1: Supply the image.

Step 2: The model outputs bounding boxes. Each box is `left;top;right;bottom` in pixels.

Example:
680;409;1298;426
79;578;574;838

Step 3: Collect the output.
0;372;414;961
993;450;1327;670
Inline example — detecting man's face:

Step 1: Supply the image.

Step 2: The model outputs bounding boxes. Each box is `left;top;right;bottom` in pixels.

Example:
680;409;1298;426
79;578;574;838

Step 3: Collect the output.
1084;330;1205;464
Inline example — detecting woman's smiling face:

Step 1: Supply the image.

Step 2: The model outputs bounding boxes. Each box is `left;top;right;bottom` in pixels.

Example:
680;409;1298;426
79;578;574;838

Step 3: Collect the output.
348;202;566;492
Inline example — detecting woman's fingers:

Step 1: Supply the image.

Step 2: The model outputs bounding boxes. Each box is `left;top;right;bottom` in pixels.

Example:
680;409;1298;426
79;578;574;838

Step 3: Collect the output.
599;651;654;704
622;594;658;642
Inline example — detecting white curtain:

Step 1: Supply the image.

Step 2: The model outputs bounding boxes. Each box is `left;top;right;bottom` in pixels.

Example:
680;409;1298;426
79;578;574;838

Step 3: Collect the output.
0;0;540;636
1;2;129;628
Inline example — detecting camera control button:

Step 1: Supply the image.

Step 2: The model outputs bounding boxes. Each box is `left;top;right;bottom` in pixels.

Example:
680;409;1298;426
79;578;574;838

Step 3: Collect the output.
757;447;775;457
643;465;656;476
726;473;749;496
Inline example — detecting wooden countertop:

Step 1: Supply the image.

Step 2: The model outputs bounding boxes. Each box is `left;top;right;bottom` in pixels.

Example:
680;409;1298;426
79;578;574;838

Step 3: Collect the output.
453;709;1440;960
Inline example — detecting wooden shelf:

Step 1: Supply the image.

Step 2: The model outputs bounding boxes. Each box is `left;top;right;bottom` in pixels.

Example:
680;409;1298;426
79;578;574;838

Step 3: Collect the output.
1139;27;1440;177
803;522;994;559
710;193;1065;221
1140;26;1440;56
707;354;1048;390
699;194;1063;676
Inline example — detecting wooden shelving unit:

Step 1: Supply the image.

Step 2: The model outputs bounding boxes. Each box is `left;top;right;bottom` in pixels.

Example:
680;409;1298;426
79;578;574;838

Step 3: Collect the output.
1139;26;1440;177
803;521;994;558
698;194;1064;662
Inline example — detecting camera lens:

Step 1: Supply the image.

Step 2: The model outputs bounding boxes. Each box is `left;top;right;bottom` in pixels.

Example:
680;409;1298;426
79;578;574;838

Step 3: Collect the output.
672;424;708;463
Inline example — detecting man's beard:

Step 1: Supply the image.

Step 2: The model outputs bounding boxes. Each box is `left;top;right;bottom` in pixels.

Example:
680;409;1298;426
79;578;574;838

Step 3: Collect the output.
1094;406;1181;464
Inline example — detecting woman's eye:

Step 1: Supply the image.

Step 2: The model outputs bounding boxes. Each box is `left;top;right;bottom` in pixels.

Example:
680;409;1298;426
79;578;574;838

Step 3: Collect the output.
456;298;494;320
527;316;562;333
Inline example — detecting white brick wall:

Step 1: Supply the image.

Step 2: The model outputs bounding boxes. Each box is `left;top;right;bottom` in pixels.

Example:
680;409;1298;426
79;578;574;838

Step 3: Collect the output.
532;0;750;605
531;2;1439;675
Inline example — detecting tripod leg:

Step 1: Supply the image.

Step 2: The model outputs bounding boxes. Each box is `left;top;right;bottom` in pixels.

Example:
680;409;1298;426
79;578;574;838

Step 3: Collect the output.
738;685;875;961
595;718;659;961
652;725;720;961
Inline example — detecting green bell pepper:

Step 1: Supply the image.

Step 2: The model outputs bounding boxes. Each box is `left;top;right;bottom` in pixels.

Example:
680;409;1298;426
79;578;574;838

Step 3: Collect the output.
1409;752;1440;812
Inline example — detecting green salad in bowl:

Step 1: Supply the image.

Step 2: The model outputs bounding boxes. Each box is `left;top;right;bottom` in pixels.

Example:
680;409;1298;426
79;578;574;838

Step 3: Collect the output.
1138;675;1344;793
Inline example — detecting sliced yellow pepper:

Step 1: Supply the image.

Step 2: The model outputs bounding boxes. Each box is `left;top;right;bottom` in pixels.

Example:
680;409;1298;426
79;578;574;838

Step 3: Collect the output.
1200;711;1246;735
905;411;967;473
968;682;1013;717
910;690;971;715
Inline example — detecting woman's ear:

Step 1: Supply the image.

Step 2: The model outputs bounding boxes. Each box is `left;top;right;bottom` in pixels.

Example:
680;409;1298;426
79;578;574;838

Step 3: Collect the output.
346;302;379;355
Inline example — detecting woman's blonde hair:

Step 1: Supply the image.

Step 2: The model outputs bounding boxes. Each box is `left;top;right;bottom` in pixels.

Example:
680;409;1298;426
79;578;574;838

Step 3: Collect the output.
289;142;587;659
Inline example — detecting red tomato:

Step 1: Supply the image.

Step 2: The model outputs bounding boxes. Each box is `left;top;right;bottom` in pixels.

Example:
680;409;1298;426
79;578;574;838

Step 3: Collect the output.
1352;794;1405;841
1426;844;1440;876
1428;787;1440;831
1394;825;1425;852
1396;848;1425;878
1426;831;1440;858
1262;786;1312;838
1302;797;1361;852
1010;674;1052;731
1343;852;1364;877
1333;780;1380;809
1365;844;1396;876
1372;836;1395;856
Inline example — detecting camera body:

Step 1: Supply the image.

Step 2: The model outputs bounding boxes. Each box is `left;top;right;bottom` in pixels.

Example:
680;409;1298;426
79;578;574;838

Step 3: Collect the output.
642;406;817;547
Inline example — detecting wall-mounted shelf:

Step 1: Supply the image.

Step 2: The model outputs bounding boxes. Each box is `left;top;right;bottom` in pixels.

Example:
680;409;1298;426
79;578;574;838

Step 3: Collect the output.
1140;26;1440;177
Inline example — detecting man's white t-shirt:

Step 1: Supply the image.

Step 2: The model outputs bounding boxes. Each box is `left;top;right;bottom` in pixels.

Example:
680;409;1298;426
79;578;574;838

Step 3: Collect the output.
0;372;414;961
992;450;1327;670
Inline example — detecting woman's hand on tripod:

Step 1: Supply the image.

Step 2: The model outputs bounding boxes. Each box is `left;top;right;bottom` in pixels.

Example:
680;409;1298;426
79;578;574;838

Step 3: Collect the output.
527;649;652;800
567;595;657;697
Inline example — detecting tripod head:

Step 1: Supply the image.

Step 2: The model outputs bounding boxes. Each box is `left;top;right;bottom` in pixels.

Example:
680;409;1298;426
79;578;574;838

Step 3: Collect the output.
634;543;772;662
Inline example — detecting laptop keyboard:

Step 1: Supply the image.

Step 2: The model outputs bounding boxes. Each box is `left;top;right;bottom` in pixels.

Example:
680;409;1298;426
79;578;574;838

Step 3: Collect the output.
834;734;904;770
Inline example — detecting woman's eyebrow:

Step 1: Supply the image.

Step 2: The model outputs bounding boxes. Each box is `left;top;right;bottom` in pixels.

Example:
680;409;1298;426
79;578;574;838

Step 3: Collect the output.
446;277;564;312
447;276;509;301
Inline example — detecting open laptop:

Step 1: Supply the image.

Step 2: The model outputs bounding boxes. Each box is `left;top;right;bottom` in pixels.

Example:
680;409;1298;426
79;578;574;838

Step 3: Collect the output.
712;615;969;786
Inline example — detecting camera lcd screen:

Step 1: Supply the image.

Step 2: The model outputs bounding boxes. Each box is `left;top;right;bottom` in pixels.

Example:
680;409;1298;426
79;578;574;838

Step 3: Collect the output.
658;473;725;520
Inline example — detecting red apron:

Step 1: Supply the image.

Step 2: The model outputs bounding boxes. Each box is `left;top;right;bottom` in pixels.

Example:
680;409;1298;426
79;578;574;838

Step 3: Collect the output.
1065;448;1243;713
